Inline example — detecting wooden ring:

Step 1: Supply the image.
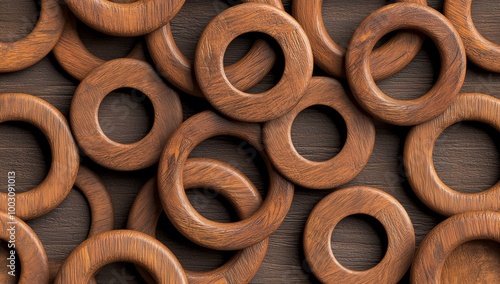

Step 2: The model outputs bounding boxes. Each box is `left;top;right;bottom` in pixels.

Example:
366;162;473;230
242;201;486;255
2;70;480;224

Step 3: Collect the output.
0;93;79;220
304;186;415;284
411;211;500;283
194;3;314;122
263;77;375;189
128;158;268;284
64;0;185;37
0;0;65;72
346;3;466;126
293;0;426;80
55;230;188;283
404;93;500;216
158;111;294;250
70;58;183;171
444;0;500;72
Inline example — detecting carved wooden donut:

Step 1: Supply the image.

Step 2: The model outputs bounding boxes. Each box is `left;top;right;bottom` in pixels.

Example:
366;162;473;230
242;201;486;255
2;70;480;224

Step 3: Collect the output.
0;94;79;220
346;3;466;126
304;186;415;284
158;111;294;250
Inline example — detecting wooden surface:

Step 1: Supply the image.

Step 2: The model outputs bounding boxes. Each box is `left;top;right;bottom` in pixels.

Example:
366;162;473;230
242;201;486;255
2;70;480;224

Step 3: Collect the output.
0;0;499;283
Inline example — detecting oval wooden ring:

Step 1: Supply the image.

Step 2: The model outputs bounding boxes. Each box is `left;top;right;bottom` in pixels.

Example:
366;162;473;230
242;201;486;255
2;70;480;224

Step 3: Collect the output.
55;230;188;283
0;93;79;220
194;3;314;122
0;0;64;72
158;111;294;250
64;0;185;37
404;93;500;216
304;186;415;284
263;77;375;189
411;211;500;283
444;0;500;72
128;158;268;284
346;3;466;126
293;0;426;80
70;58;183;171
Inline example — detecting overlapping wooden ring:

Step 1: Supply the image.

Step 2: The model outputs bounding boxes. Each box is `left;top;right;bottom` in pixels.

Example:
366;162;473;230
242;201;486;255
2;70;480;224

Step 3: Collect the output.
304;186;415;284
147;0;283;97
128;158;267;284
411;211;500;283
0;94;79;220
158;111;294;250
444;0;500;72
64;0;185;37
404;93;500;216
0;211;49;283
194;3;313;122
70;58;182;171
55;230;187;283
0;0;64;72
293;0;426;80
346;3;466;126
263;77;375;189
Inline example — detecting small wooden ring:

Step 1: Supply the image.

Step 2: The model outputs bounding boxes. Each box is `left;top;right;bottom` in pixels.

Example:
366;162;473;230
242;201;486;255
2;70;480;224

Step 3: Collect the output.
55;230;188;283
444;0;500;72
64;0;185;37
70;58;183;171
304;186;415;284
0;94;79;220
263;77;375;189
158;111;294;250
411;211;500;284
404;93;500;216
346;3;466;126
293;0;426;80
0;0;65;72
128;158;267;284
194;3;314;122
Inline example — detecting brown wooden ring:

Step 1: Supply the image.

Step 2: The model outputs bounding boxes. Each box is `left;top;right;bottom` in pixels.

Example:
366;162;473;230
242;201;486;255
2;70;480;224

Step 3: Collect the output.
263;77;375;190
304;186;415;284
346;3;466;126
0;93;79;220
64;0;185;37
128;158;268;284
292;0;426;80
444;0;500;73
158;111;294;250
194;3;314;122
404;93;500;216
0;0;64;72
411;211;500;284
55;230;188;283
70;58;183;171
147;0;282;97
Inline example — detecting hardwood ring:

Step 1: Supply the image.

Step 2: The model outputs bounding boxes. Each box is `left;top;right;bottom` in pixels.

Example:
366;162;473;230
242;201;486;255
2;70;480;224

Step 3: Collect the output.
411;211;500;284
64;0;185;37
263;77;375;189
404;93;500;216
444;0;500;73
0;0;65;72
128;158;268;284
194;3;314;122
346;3;466;126
147;0;282;97
158;111;295;250
304;186;415;284
54;230;188;283
70;58;183;171
0;93;79;220
293;0;426;80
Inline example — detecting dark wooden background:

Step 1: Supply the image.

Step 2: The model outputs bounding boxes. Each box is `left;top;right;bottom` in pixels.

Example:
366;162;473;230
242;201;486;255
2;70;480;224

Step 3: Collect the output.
0;0;499;283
